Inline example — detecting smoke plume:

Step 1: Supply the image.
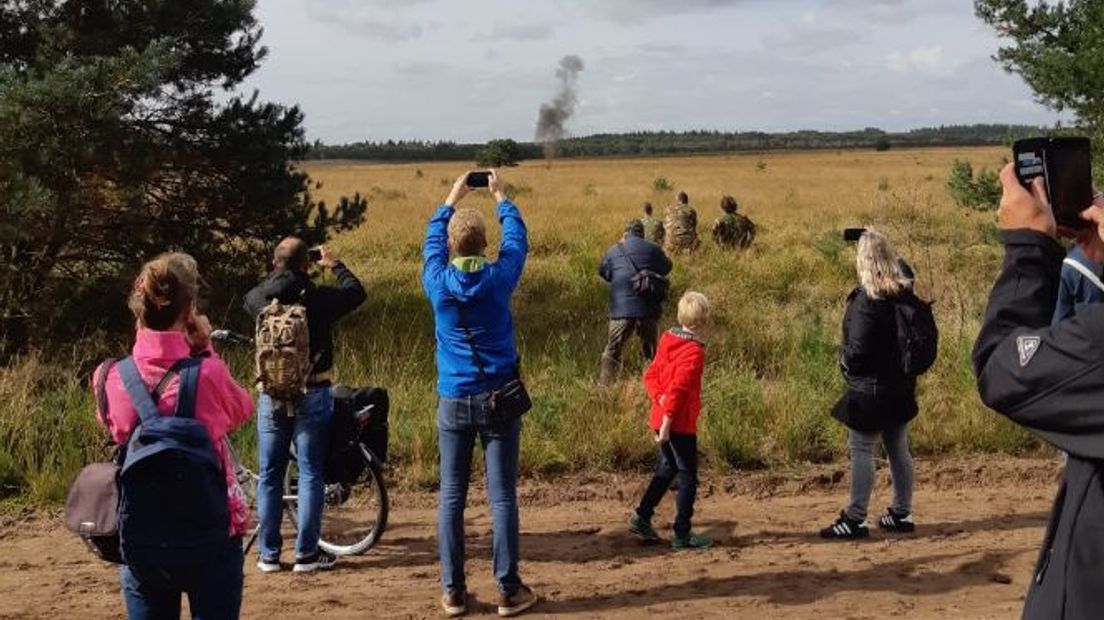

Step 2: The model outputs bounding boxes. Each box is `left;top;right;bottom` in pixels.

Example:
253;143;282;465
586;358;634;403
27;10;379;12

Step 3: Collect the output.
535;55;585;160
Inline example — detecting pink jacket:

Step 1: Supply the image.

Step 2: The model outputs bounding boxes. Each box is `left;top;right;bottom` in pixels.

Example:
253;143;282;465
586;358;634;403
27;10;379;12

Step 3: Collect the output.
93;329;255;537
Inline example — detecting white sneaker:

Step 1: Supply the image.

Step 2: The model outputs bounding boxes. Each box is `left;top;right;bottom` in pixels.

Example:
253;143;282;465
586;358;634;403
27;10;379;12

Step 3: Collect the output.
293;550;337;573
256;558;281;573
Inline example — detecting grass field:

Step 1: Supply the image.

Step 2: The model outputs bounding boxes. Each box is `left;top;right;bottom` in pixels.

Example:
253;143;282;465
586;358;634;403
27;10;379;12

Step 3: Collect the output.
0;147;1039;503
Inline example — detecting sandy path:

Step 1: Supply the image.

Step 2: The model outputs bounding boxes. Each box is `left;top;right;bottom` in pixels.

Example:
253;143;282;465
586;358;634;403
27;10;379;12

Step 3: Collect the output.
0;457;1059;619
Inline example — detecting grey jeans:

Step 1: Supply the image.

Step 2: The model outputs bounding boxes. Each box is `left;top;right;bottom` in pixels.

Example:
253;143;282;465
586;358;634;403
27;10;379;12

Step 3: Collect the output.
846;423;914;522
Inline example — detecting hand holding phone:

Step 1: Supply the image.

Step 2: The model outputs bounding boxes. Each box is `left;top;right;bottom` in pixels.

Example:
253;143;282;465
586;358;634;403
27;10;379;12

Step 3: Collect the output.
466;171;491;188
1013;137;1094;230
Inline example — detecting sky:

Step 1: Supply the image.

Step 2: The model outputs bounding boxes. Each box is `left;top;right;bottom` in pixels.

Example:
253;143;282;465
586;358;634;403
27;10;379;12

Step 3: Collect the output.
242;0;1063;144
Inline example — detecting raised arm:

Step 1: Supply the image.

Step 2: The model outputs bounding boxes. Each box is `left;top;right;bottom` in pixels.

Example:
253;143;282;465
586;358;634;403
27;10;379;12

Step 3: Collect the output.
489;170;528;292
973;166;1104;459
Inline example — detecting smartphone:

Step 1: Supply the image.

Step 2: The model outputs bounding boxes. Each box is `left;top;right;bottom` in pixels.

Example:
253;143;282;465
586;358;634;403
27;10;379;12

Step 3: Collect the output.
843;227;866;243
307;247;322;262
466;171;491;188
1013;137;1094;229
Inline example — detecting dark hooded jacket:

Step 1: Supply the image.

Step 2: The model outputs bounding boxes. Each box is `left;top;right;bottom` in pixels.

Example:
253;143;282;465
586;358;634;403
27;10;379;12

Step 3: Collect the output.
973;229;1104;620
243;262;366;375
831;286;918;432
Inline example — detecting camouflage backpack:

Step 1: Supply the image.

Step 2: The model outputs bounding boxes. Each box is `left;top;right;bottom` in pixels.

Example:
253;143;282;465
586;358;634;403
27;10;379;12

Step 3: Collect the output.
713;213;756;249
255;298;312;401
664;206;699;254
642;216;665;245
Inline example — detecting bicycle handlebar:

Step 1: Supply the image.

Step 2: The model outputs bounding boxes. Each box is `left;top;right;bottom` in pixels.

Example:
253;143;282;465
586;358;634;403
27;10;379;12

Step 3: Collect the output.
211;329;253;345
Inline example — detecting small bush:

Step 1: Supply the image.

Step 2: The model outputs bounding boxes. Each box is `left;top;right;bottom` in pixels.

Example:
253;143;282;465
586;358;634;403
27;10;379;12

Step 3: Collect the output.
653;176;673;192
877;177;890;192
504;183;533;200
756;160;768;172
947;159;1001;211
875;137;892;152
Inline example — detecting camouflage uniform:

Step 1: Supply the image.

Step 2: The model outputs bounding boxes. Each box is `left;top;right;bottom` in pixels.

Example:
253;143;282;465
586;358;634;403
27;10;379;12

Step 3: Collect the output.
664;205;699;254
641;215;665;245
712;212;756;249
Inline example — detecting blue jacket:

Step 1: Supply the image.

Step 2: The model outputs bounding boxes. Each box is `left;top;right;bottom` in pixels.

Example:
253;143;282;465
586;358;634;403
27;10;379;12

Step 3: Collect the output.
1052;245;1104;324
599;235;672;319
422;201;528;398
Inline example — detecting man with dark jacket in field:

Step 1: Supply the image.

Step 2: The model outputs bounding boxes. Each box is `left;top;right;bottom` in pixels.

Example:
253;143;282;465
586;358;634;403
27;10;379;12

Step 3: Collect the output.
973;165;1104;620
244;238;366;573
598;220;673;384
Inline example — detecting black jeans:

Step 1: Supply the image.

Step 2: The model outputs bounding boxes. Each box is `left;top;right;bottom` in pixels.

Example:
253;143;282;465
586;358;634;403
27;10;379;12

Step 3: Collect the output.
635;433;698;537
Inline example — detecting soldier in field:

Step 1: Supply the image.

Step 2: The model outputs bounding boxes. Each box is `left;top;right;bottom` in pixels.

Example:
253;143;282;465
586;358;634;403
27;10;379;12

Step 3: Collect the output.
664;192;699;255
711;195;756;250
641;202;665;245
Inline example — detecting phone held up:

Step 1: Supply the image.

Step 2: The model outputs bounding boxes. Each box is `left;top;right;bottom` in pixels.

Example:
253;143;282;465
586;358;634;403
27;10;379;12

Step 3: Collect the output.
307;247;322;263
843;228;866;243
1013;136;1094;230
465;170;491;188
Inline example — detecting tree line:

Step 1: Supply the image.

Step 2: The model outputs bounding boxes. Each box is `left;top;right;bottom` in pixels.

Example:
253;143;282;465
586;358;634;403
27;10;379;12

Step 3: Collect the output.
305;125;1049;163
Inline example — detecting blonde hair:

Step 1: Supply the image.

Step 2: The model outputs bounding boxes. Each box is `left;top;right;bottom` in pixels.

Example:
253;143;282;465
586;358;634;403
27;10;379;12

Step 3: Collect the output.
448;208;487;256
128;253;200;330
856;228;912;299
677;291;710;329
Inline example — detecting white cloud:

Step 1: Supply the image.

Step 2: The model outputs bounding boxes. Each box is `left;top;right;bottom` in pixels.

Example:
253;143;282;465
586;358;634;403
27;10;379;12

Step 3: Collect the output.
886;46;959;76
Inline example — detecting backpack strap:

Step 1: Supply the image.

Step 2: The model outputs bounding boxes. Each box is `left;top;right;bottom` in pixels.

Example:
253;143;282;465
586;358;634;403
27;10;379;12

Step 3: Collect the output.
117;357;202;424
172;357;203;420
617;243;641;274
1063;257;1104;294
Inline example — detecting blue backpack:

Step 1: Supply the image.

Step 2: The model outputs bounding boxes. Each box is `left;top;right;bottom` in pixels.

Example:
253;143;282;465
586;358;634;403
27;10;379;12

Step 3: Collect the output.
116;357;229;559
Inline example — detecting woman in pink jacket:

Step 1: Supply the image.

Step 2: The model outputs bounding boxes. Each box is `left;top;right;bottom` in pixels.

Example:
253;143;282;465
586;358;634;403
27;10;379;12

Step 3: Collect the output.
94;253;254;620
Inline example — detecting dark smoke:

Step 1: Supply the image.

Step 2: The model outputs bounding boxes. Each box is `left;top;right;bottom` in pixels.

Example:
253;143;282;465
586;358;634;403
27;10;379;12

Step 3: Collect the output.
535;55;585;160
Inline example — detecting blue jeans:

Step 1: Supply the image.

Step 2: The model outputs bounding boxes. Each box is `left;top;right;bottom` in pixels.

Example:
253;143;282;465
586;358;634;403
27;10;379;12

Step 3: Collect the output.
437;395;523;595
256;386;334;560
635;433;699;537
120;538;243;620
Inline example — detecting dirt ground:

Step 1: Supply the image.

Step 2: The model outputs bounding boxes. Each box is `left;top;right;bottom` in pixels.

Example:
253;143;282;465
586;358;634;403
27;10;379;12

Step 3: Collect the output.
0;457;1061;620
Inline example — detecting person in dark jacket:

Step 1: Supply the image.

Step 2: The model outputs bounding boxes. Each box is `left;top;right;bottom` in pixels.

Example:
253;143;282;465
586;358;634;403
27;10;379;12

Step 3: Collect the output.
820;228;918;540
973;165;1104;620
422;169;539;618
598;219;673;384
243;239;366;573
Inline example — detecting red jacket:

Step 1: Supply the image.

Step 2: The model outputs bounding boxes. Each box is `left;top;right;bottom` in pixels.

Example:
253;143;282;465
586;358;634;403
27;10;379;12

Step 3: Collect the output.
643;328;705;434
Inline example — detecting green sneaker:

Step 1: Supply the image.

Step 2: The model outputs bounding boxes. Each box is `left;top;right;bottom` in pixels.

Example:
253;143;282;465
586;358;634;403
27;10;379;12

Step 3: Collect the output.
671;533;713;550
628;513;660;542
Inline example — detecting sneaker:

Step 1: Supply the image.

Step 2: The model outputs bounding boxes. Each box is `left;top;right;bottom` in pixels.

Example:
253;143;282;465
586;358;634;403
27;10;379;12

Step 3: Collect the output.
628;513;661;543
498;585;539;617
878;508;916;533
820;511;870;540
256;557;281;573
292;549;337;573
441;589;467;618
671;533;713;550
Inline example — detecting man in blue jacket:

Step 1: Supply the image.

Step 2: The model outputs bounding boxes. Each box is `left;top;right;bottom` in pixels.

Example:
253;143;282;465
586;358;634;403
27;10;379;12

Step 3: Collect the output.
598;220;673;384
422;169;538;618
1052;230;1104;323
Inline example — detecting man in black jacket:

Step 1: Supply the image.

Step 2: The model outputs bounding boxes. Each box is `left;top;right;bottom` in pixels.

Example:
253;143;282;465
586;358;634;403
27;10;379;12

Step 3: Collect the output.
973;164;1104;620
598;220;673;384
244;238;366;574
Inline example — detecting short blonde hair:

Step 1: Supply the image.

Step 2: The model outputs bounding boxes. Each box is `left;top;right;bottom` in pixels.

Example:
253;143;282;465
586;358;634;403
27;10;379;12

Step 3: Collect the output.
448;208;487;256
856;228;912;299
677;291;710;329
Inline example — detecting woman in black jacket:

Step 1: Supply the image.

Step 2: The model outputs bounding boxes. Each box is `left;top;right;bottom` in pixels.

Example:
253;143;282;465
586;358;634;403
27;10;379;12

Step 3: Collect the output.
820;229;918;540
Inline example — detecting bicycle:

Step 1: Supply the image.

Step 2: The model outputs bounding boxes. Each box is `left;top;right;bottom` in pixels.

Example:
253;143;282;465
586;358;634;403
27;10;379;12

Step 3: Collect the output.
212;330;390;557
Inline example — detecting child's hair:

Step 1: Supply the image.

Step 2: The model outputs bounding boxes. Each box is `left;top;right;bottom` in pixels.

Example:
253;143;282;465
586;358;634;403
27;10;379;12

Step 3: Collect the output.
677;291;710;329
447;208;488;256
128;253;200;330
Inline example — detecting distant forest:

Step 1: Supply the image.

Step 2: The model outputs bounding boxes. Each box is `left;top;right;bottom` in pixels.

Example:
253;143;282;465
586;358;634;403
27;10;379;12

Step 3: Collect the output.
304;124;1048;162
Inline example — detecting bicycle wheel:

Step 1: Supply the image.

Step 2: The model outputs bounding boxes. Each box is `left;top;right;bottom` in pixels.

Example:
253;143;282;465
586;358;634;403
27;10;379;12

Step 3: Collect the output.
318;445;389;556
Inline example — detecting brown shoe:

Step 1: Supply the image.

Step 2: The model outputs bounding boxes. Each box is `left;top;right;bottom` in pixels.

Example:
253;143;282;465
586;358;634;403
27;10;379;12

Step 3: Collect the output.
441;589;467;617
498;585;539;617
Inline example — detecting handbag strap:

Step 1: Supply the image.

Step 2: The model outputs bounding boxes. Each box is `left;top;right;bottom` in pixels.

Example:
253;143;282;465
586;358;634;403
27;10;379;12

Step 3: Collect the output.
456;303;493;393
95;358;117;430
617;242;641;274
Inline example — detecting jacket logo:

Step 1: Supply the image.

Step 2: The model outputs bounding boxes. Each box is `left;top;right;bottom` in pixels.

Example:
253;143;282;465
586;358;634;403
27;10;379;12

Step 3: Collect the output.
1017;335;1041;367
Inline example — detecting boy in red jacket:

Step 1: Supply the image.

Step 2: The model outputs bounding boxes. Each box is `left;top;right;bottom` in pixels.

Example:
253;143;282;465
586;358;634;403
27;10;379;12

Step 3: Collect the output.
629;291;712;549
